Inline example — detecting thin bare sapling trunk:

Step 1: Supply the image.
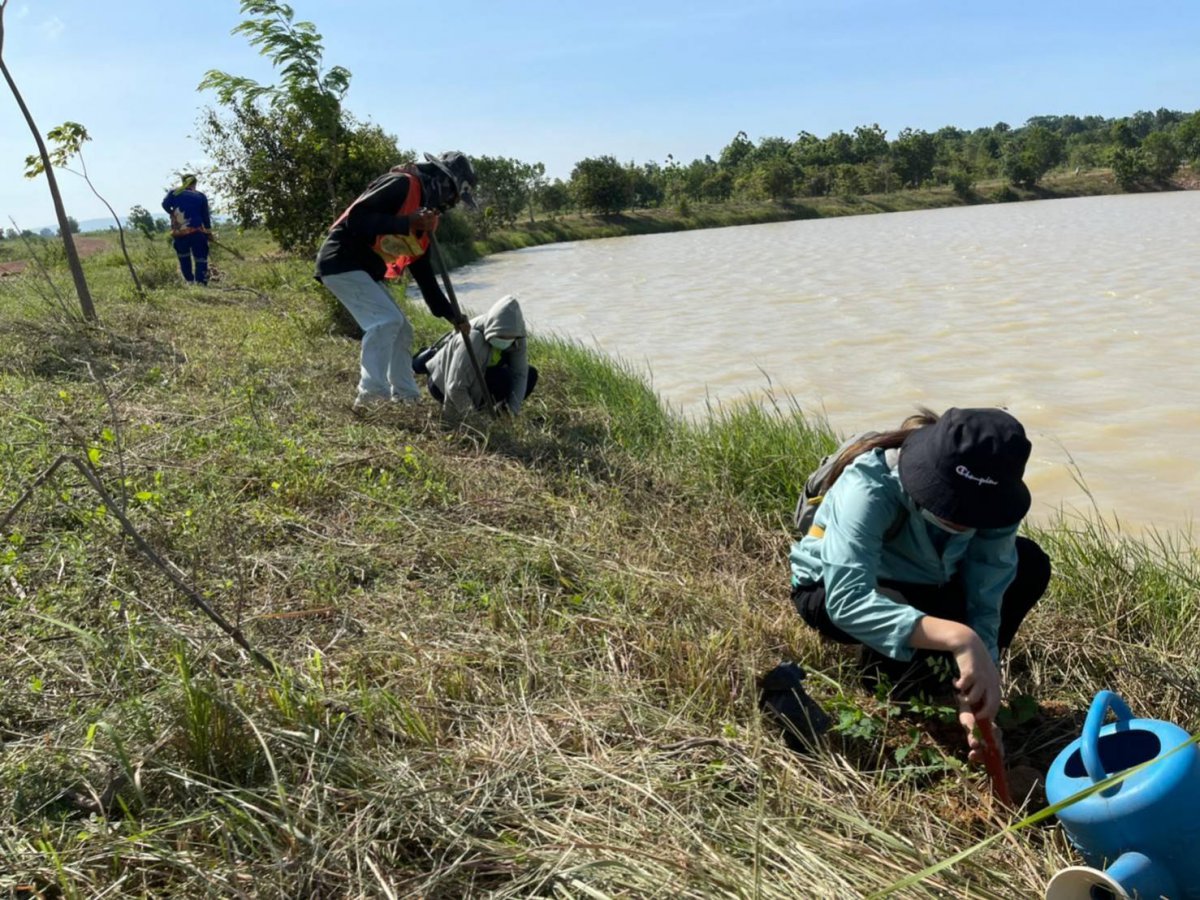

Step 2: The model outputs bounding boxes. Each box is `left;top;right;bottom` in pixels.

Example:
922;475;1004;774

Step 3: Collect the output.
0;0;97;321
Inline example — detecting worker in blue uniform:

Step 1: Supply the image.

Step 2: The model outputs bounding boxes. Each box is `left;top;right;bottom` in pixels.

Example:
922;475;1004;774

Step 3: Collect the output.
161;174;212;285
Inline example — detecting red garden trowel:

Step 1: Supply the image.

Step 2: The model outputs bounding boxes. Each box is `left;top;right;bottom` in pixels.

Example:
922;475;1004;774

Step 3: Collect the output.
976;717;1013;806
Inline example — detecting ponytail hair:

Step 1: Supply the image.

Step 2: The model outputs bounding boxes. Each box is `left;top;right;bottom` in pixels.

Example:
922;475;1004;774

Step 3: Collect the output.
818;406;939;492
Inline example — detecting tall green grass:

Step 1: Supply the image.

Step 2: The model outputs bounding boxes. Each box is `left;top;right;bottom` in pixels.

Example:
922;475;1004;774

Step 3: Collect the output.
0;226;1197;898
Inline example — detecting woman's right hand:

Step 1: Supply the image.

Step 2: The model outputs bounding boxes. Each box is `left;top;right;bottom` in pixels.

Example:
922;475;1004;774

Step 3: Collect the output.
951;635;1001;725
909;616;1002;736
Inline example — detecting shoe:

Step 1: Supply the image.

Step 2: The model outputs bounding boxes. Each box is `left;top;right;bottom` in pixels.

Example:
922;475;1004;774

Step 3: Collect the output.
759;662;831;752
352;392;391;417
391;393;421;405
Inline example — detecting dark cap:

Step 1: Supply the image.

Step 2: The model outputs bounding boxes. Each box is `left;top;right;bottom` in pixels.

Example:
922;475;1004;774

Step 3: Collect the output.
423;151;478;210
898;407;1032;529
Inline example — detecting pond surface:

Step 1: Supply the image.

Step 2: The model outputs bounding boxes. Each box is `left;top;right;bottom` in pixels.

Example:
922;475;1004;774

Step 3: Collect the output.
447;192;1200;533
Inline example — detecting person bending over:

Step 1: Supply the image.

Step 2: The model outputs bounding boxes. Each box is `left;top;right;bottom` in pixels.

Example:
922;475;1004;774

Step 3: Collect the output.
788;407;1051;760
315;151;478;414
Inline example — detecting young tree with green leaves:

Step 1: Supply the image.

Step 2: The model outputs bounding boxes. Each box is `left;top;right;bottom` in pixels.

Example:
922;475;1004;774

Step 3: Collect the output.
0;0;96;320
24;121;144;297
198;0;404;252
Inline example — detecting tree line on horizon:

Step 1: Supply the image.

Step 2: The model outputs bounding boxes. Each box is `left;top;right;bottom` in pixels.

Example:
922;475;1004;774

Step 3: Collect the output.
556;107;1200;215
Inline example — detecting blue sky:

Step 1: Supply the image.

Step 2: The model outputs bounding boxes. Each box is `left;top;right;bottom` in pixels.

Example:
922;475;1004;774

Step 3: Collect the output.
2;0;1197;229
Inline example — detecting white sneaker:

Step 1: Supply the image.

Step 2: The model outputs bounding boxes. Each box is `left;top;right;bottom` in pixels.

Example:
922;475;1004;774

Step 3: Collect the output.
391;393;422;405
352;392;391;417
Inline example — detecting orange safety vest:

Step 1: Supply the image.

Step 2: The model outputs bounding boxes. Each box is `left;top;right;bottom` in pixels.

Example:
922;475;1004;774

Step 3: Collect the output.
330;169;429;280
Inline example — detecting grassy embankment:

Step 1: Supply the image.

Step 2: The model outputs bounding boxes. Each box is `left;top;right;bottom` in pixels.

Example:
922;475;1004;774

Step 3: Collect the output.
0;201;1198;898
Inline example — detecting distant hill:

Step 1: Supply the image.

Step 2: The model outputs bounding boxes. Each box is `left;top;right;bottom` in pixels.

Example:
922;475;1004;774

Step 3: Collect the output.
65;215;228;235
79;216;123;233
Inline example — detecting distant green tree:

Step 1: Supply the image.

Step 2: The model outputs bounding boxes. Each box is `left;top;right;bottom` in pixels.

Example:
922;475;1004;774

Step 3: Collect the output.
1174;111;1200;163
718;130;755;173
677;157;719;201
570;156;633;213
821;130;855;166
755;157;797;200
472;155;531;227
891;128;937;187
128;204;156;238
932;126;966;171
851;124;889;163
832;163;864;197
521;161;546;223
1127;110;1156;140
1110;147;1148;190
1110;119;1138;149
949;166;975;200
626;162;663;208
536;179;571;217
60;215;80;235
792;131;827;168
1001;125;1065;188
699;170;733;202
1140;131;1180;181
198;0;404;251
752;135;794;165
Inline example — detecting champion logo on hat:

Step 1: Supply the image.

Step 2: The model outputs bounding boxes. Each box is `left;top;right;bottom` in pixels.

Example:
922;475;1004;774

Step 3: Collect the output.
955;465;999;487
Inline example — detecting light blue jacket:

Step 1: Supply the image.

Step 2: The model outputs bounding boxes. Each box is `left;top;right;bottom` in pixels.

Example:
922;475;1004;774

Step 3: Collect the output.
789;448;1018;663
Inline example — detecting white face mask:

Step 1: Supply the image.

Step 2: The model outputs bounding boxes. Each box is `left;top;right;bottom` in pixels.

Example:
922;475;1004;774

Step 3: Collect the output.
489;337;514;350
919;507;971;534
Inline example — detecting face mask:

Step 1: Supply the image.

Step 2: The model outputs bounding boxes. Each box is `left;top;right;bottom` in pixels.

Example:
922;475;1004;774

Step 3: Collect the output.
489;337;514;350
919;507;970;534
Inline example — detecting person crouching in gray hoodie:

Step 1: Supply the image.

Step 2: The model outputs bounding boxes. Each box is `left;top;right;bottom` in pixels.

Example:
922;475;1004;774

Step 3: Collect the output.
413;294;539;424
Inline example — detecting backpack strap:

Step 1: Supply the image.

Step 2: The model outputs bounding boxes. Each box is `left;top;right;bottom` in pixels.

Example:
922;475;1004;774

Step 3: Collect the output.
795;439;908;542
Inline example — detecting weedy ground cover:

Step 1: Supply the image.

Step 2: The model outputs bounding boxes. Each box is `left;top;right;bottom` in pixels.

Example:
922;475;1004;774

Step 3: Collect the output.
0;229;1197;898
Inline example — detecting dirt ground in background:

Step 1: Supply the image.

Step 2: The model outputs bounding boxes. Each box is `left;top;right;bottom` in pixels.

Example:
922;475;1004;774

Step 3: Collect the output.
0;236;109;277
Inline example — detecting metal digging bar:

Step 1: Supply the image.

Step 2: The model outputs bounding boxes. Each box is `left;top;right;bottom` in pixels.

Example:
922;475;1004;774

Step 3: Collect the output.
206;233;245;260
427;231;494;418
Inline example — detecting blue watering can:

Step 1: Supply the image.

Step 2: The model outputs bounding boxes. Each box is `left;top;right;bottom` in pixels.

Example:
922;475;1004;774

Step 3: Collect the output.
1045;691;1200;899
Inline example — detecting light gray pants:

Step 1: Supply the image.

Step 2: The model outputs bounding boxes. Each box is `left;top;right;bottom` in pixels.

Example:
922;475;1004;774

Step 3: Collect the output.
321;270;420;401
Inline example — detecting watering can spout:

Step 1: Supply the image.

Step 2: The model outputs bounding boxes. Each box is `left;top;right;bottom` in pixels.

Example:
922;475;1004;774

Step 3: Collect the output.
1045;851;1178;900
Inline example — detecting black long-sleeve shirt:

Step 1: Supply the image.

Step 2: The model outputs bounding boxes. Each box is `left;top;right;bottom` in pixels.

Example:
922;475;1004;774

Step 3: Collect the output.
315;171;455;321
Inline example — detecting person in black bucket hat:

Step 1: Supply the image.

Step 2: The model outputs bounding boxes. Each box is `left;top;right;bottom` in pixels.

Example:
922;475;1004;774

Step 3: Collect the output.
784;407;1051;762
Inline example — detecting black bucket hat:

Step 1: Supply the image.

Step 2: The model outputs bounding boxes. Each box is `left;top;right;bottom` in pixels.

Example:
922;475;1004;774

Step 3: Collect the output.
898;407;1032;529
423;151;478;210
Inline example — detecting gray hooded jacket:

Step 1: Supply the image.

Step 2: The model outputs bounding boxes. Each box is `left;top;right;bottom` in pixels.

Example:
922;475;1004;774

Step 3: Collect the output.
426;294;528;421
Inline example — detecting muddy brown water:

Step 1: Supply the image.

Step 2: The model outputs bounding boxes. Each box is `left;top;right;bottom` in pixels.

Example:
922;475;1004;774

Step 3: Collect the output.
447;192;1200;533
